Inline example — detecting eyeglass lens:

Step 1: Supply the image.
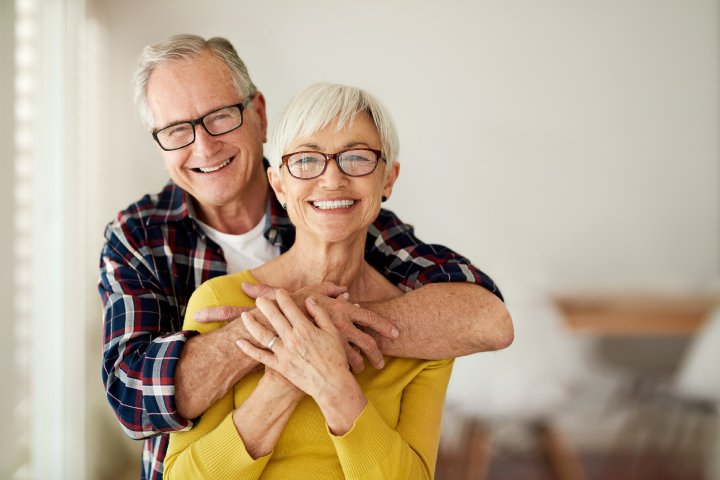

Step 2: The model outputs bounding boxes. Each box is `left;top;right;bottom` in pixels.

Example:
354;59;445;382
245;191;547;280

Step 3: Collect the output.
154;101;248;151
285;149;380;179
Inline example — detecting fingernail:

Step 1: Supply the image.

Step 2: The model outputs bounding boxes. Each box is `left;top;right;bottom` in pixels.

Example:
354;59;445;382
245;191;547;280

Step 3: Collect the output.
235;340;245;350
241;312;249;321
353;303;360;307
378;359;385;368
391;327;399;338
342;292;350;300
308;296;317;305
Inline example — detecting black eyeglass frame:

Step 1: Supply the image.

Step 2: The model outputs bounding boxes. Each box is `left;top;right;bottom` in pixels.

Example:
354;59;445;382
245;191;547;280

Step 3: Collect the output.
280;148;385;180
152;94;255;151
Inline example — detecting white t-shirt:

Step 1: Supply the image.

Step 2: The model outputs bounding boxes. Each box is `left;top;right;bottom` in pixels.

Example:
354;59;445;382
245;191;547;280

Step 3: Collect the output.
196;214;281;274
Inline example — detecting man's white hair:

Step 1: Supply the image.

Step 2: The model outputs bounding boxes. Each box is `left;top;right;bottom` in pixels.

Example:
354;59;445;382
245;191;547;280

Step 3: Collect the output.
133;34;257;129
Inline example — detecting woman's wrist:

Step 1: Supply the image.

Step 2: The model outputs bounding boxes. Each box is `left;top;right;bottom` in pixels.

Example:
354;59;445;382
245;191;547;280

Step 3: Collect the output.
260;369;305;403
315;373;367;436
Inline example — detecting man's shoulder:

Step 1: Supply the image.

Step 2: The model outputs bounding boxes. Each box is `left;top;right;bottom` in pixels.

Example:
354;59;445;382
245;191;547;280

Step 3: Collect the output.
108;182;186;229
369;208;414;241
103;182;190;247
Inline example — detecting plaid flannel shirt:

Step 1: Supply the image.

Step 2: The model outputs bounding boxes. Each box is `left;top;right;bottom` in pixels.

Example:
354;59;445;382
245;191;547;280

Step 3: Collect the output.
99;180;502;480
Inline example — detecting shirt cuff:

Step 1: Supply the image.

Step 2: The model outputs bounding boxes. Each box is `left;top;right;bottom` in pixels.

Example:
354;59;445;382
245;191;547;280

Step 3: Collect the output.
328;402;397;478
142;330;201;431
193;414;272;478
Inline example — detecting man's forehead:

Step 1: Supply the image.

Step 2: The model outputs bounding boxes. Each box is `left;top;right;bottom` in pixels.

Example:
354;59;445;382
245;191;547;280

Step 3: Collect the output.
147;54;238;125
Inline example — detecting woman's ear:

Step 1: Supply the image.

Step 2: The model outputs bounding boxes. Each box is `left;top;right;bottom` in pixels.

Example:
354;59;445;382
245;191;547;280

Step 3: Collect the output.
267;167;286;206
382;161;400;201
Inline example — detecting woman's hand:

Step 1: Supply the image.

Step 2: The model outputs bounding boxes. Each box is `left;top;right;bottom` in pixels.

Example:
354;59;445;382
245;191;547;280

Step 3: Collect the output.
236;290;367;434
241;281;398;374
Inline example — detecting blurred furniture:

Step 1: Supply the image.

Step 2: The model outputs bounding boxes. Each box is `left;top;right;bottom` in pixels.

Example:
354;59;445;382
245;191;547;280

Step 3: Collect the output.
554;294;716;335
437;290;589;480
554;293;720;479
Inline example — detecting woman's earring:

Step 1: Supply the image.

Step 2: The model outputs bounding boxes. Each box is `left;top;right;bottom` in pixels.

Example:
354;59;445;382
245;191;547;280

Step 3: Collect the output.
282;203;287;210
381;196;388;203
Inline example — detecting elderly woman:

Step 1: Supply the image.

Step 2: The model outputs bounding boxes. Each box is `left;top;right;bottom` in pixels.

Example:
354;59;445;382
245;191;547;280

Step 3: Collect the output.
163;83;453;479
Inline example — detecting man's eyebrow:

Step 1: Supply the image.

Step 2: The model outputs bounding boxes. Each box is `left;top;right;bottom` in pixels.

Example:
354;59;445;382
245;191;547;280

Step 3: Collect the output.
156;102;241;131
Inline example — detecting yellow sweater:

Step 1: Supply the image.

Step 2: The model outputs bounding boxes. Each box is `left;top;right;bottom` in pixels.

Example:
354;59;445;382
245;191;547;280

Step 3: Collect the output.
164;270;453;480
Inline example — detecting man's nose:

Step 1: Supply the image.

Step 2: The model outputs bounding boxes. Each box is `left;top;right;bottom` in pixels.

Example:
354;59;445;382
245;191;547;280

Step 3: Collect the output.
192;125;222;157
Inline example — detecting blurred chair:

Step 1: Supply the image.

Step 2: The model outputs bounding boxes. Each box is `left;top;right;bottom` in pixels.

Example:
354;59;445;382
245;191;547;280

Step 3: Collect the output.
666;306;720;478
437;286;591;480
603;306;720;479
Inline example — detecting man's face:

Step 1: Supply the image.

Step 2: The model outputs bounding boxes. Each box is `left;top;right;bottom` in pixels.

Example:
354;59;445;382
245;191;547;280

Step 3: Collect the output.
146;51;267;214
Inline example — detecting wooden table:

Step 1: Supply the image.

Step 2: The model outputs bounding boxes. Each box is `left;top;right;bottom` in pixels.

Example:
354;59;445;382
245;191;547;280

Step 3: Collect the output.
553;294;718;335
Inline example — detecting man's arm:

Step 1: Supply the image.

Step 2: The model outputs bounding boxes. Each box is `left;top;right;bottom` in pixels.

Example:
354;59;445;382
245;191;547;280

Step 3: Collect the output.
100;226;200;438
174;317;259;420
101;215;264;434
365;282;513;358
362;208;513;357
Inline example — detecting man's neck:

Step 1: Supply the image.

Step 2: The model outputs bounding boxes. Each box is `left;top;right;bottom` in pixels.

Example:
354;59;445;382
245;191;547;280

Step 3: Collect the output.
194;174;269;235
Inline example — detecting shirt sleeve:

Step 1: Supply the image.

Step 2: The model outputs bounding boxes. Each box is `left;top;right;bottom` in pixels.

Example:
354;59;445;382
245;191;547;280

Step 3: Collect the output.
164;279;271;480
365;209;503;301
99;222;199;439
330;359;454;479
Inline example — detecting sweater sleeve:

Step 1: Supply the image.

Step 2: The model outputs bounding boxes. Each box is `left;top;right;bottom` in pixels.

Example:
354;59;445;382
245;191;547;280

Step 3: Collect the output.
164;276;272;480
330;359;454;479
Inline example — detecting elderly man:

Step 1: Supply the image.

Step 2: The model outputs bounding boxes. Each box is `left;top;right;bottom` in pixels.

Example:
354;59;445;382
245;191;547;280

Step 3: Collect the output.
99;34;512;480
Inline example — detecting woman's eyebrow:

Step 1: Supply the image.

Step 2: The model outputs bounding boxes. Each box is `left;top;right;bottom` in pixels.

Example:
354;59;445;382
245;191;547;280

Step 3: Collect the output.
295;143;321;151
341;141;372;149
292;141;373;152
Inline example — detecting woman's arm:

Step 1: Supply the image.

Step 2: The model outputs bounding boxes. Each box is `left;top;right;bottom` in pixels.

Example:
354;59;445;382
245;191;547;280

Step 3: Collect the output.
164;277;303;480
238;291;454;478
330;359;453;479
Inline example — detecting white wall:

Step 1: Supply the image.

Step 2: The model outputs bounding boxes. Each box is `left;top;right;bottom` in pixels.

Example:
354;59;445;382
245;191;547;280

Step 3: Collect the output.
85;0;719;476
92;0;720;296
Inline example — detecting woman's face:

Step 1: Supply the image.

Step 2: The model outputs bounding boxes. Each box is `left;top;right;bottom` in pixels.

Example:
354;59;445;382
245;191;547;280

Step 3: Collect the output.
269;112;399;245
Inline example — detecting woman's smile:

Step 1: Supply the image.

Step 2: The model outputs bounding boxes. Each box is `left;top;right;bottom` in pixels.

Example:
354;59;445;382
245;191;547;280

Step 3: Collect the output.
310;199;357;211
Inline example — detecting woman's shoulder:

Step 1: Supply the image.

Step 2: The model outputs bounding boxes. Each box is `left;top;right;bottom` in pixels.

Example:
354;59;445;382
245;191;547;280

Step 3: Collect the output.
199;270;258;302
183;270;258;333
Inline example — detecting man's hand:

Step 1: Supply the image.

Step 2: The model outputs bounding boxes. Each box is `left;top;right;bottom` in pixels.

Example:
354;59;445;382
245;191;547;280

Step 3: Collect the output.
192;282;347;324
242;282;399;373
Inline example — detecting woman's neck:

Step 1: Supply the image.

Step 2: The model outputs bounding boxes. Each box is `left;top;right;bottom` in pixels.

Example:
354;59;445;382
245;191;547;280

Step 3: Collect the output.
253;231;384;303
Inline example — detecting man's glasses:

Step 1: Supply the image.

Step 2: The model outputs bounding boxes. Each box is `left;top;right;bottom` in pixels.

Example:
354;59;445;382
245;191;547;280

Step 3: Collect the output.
152;95;255;151
280;148;385;179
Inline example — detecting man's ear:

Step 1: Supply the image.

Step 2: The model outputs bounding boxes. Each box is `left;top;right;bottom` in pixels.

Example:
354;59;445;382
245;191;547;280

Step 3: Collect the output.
252;92;268;143
382;161;400;201
267;167;285;205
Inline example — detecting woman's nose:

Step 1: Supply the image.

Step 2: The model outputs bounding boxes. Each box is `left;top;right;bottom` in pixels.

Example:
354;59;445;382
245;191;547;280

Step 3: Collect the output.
319;158;349;186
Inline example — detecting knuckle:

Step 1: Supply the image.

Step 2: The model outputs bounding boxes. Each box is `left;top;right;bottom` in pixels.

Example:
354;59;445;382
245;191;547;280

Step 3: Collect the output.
353;334;372;351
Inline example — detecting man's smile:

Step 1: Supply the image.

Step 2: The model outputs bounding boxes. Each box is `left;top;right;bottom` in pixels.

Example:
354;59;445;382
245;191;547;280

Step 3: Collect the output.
191;157;234;173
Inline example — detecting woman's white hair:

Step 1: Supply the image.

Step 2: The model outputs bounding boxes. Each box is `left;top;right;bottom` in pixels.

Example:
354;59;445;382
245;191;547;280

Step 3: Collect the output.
133;34;257;129
268;82;399;172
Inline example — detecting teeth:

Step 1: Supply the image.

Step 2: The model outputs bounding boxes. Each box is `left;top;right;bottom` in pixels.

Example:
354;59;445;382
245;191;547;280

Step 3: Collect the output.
198;158;232;173
312;199;355;210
